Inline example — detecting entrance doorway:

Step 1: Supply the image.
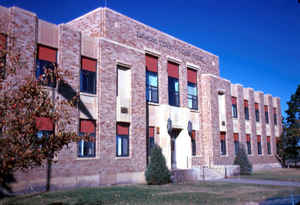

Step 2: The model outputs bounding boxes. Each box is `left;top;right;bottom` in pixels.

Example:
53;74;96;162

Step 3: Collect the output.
170;129;182;169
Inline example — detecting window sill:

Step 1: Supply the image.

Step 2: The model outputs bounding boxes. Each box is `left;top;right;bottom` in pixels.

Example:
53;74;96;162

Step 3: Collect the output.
115;156;131;160
76;156;99;160
80;92;97;97
190;109;199;113
147;102;159;106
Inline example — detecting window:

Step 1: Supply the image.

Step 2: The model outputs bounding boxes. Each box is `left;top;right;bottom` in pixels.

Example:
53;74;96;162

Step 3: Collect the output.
246;134;251;155
36;45;57;87
80;57;97;94
264;105;269;124
0;33;7;80
234;133;239;155
146;54;159;103
276;137;280;155
191;130;196;156
267;136;271;155
78;119;96;158
220;132;226;155
187;68;198;110
168;62;180;107
274;108;277;125
116;123;129;157
232;97;238;118
148;127;155;157
257;135;262;155
255;103;260;122
36;117;54;147
244;100;249;120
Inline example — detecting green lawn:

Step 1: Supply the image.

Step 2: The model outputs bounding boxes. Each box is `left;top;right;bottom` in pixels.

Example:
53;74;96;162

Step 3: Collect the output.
1;181;300;205
238;168;300;182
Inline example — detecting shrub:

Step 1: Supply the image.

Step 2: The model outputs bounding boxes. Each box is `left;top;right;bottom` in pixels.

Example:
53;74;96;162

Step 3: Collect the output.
234;144;253;175
145;144;171;185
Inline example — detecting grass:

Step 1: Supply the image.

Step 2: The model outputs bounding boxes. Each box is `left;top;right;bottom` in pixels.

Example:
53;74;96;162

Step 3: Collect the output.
238;168;300;182
1;181;300;205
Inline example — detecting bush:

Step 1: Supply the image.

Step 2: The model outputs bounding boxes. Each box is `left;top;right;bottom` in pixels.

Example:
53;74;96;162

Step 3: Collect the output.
234;144;253;175
145;144;171;185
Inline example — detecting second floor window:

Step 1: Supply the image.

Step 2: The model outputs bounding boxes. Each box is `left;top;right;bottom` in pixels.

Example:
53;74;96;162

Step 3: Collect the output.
168;62;180;107
255;103;260;122
232;97;238;118
146;54;159;103
244;100;249;120
264;105;269;124
36;45;57;87
187;68;198;110
274;108;277;125
80;57;97;94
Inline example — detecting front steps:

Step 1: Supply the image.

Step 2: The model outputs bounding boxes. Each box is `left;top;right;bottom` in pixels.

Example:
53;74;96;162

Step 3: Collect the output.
171;165;240;183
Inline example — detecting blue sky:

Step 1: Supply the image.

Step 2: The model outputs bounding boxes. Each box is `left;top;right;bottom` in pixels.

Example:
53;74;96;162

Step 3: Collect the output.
1;0;299;118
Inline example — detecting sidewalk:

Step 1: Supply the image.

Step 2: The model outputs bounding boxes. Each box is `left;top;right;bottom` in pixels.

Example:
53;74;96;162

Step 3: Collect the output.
217;178;300;187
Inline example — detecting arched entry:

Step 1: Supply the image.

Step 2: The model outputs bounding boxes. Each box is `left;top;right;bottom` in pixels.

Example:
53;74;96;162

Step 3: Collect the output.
170;128;182;169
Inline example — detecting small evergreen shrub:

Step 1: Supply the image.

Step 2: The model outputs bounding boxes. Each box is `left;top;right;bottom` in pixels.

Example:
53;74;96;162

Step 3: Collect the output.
145;144;171;185
234;144;253;175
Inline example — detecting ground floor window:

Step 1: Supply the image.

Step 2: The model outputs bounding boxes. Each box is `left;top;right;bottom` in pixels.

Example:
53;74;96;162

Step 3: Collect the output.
191;130;196;156
267;136;271;155
116;123;130;157
148;127;155;157
257;135;262;155
78;119;96;158
234;133;239;155
220;132;226;155
246;134;251;155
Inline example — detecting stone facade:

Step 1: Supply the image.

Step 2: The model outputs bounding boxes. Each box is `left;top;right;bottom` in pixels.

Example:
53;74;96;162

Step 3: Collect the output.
0;6;282;192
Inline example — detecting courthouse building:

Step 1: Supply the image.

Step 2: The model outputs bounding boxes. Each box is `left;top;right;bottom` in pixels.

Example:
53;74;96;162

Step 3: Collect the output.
0;6;282;191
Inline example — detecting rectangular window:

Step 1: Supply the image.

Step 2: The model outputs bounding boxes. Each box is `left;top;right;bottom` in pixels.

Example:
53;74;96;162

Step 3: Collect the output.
244;100;249;120
80;57;97;94
232;97;238;118
220;132;226;155
36;45;57;87
234;133;239;155
276;137;280;155
255;103;260;122
0;33;7;80
274;108;277;125
148;126;155;157
246;134;251;155
168;62;180;107
267;136;271;155
36;117;54;147
187;68;198;110
78;119;96;158
264;105;269;124
116;123;129;157
191;130;196;156
146;54;159;103
257;135;262;155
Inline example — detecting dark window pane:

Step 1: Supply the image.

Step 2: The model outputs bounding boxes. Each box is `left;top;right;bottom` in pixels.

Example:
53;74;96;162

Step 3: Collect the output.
36;59;56;87
80;70;96;94
234;141;239;155
267;142;271;154
255;110;260;122
245;107;249;120
168;77;180;107
188;82;198;110
232;104;238;118
192;139;196;156
247;142;252;155
77;132;96;157
257;142;262;155
265;112;269;124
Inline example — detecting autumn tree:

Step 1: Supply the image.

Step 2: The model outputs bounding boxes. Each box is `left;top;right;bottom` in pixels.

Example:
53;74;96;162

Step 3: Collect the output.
0;34;86;194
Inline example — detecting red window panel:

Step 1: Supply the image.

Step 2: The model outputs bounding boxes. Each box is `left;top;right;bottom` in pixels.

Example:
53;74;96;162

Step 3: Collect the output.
149;127;154;138
220;132;226;140
267;136;271;143
167;61;179;78
38;45;57;63
244;100;248;107
117;123;129;135
80;120;96;133
191;130;196;140
255;103;259;110
246;134;251;142
187;68;197;84
234;133;239;142
257;135;261;143
0;34;6;50
264;105;268;112
232;97;237;105
81;57;97;72
36;117;53;131
146;54;158;72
